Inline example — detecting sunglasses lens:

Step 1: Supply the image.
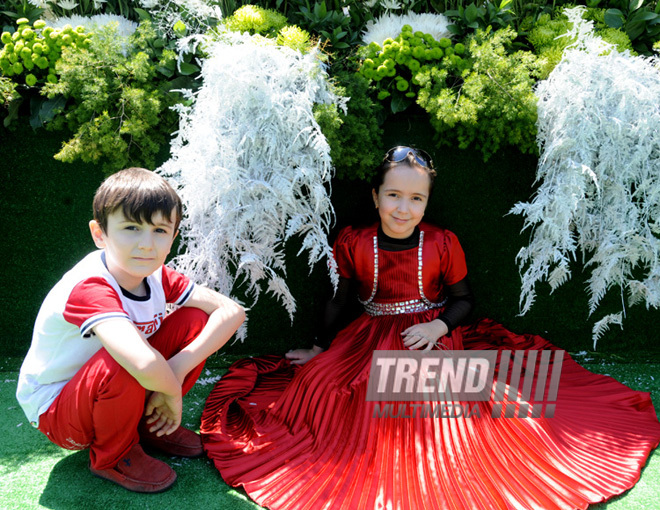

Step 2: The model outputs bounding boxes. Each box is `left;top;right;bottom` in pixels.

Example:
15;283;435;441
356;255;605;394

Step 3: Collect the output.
386;147;431;168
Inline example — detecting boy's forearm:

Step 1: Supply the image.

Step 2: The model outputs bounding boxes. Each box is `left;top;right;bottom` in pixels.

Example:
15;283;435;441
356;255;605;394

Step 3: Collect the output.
94;319;182;398
133;352;182;398
168;301;245;384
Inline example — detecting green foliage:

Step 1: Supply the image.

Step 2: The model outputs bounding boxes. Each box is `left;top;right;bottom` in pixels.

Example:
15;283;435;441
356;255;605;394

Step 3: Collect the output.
290;1;365;51
0;75;17;105
416;27;541;161
314;70;384;181
445;0;516;37
1;0;44;31
357;24;469;114
527;10;635;78
40;21;180;175
0;18;90;87
0;74;19;126
603;0;660;54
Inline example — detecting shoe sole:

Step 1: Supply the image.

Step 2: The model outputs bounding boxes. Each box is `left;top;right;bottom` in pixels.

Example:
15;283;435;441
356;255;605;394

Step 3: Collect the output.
90;465;177;493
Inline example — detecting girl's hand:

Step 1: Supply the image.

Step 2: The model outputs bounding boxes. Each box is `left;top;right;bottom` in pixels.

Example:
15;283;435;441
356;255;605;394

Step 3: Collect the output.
402;320;449;350
285;345;324;365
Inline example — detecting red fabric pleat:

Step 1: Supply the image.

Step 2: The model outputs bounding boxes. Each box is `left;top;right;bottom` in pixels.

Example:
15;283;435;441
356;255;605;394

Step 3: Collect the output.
201;236;660;509
201;316;660;510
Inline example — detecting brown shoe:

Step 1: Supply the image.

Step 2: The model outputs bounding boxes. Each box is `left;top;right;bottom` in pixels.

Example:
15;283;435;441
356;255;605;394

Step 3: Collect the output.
90;444;177;493
139;420;204;458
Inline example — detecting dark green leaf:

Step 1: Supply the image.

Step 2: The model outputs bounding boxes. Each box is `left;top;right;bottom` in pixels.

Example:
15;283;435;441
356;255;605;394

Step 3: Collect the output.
629;0;644;12
465;4;480;24
30;95;67;129
157;66;174;78
134;8;152;21
390;94;413;114
178;62;200;76
604;9;625;28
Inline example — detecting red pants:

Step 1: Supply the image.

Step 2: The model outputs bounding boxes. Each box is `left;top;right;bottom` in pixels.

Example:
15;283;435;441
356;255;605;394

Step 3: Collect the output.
38;307;208;470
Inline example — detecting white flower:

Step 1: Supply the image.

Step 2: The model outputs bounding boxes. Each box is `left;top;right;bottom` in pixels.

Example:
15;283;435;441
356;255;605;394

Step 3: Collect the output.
48;14;138;54
57;0;79;10
139;0;159;8
93;0;107;9
49;14;138;39
380;0;402;10
362;12;451;45
364;0;378;7
28;0;48;7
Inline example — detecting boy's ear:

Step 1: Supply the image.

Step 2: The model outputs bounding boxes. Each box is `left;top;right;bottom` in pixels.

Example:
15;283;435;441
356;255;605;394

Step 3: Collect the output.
89;220;106;248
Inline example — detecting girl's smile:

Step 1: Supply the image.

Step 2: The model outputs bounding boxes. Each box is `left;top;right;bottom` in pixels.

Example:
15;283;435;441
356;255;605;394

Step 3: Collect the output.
372;164;431;239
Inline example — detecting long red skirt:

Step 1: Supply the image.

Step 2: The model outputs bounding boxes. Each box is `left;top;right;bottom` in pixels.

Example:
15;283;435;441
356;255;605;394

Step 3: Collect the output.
201;315;660;509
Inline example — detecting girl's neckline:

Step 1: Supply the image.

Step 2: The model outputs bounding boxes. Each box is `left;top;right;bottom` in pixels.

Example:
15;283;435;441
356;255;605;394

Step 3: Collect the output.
377;225;420;251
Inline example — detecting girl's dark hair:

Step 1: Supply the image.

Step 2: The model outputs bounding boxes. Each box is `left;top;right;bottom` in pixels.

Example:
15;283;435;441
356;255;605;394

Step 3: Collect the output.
93;167;183;233
371;149;437;194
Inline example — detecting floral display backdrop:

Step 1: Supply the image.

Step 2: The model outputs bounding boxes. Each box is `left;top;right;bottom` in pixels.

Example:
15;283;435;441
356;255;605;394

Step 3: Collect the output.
2;0;660;345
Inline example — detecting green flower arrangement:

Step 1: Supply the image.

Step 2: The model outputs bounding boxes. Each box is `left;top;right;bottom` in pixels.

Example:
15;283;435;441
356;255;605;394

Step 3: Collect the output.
0;18;91;87
40;20;180;175
415;27;542;161
220;4;313;54
223;5;288;37
357;24;468;113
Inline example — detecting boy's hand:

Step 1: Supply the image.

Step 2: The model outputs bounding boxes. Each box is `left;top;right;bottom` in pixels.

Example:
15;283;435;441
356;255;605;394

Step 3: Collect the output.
145;391;182;436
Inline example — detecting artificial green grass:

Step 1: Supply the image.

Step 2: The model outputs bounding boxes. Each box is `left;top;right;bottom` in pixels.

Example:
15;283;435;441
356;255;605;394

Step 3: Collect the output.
1;353;658;509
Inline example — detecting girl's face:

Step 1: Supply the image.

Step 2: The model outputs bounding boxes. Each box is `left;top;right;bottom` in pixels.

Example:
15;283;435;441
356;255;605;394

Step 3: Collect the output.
372;164;431;239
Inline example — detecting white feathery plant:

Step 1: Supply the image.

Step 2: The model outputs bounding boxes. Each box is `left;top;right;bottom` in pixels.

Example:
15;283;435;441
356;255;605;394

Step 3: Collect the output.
361;11;451;46
511;7;660;347
138;0;222;38
158;32;342;341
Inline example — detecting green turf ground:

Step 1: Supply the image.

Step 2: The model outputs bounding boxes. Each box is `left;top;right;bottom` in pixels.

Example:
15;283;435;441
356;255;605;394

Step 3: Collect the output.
1;353;658;510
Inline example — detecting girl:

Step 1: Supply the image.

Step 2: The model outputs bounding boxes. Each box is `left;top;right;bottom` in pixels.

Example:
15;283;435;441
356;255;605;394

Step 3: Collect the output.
201;147;660;509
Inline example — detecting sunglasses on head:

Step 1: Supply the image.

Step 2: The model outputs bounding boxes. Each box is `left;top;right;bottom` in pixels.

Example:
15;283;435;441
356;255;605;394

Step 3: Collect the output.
384;146;434;169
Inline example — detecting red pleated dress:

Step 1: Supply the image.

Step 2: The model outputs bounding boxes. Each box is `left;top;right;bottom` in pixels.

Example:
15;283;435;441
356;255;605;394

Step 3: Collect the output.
201;223;660;509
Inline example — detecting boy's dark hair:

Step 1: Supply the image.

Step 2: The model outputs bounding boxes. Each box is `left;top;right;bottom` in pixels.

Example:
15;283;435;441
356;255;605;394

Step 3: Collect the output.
93;168;183;233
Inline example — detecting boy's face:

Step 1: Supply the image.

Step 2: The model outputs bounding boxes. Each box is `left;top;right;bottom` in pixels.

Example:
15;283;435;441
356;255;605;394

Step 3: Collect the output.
89;209;178;293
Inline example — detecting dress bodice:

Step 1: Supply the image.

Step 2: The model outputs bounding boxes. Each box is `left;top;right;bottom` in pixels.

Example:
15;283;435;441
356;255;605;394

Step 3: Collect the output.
332;223;468;316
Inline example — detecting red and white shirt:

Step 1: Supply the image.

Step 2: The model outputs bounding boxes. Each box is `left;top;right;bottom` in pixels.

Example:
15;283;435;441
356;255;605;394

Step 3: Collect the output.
17;250;195;426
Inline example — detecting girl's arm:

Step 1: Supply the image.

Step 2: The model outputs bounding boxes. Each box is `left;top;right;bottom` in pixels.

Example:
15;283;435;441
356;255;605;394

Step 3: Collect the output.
286;276;357;364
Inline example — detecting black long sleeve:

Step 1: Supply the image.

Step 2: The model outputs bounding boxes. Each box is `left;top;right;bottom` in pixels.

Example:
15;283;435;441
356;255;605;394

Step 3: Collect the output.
313;225;475;349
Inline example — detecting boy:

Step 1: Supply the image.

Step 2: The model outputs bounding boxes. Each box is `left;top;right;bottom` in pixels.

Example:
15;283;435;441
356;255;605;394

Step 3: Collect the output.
16;168;245;493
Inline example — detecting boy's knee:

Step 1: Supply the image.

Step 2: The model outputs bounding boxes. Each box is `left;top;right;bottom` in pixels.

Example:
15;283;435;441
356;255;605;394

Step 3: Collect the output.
172;306;209;330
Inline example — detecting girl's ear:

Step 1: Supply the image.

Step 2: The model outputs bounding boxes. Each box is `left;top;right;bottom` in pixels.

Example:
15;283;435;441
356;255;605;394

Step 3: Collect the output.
372;189;379;209
89;220;106;249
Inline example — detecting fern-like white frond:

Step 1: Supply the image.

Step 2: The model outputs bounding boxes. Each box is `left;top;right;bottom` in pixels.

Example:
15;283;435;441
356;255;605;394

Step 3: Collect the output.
158;32;341;338
511;6;660;345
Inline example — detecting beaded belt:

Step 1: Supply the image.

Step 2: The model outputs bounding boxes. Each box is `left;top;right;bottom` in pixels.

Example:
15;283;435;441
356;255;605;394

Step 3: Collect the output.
364;298;447;317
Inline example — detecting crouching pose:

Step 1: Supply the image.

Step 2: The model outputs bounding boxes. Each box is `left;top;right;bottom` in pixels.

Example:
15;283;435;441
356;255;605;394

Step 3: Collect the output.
17;167;245;493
